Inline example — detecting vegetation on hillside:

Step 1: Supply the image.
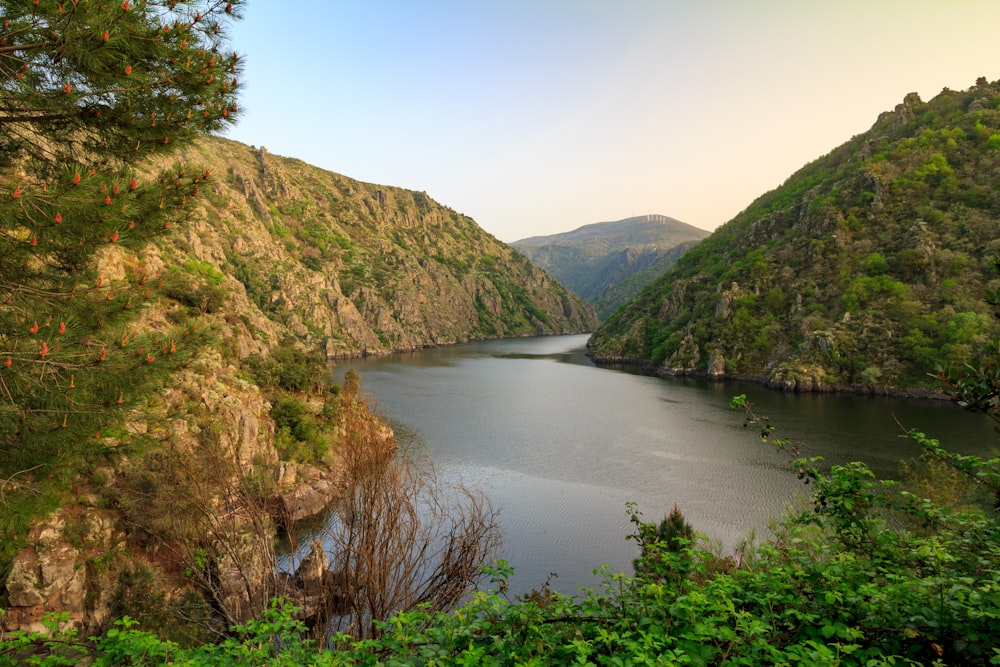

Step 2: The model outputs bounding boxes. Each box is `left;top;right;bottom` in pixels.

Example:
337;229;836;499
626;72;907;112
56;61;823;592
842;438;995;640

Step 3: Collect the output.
163;138;597;357
590;79;1000;390
513;215;708;319
587;241;701;319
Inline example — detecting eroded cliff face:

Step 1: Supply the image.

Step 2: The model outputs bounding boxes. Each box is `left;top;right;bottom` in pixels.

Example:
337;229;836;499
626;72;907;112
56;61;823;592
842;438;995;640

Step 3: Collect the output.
161;137;597;357
1;349;395;635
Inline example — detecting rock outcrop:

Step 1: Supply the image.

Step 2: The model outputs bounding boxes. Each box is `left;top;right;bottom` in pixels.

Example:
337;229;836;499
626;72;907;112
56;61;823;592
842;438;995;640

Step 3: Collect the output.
2;508;118;635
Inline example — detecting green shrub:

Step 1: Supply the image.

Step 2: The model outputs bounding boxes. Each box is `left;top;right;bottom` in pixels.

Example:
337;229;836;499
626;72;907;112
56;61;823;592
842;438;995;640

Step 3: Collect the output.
161;268;227;314
110;564;215;648
243;343;332;393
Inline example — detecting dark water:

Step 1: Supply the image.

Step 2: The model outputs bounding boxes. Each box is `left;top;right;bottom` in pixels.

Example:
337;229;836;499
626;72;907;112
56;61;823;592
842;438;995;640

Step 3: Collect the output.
332;334;997;595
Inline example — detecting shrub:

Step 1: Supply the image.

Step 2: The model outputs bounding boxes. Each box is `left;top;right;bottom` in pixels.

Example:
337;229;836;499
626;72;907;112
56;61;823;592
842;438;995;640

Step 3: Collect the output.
161;268;228;314
243;343;332;394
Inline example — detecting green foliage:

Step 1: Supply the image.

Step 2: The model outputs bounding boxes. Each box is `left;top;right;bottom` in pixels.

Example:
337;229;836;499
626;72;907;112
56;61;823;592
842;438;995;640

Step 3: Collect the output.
628;502;698;583
109;564;215;648
841;274;909;312
161;266;229;314
271;396;329;463
243;344;338;463
229;254;280;313
0;0;243;573
181;260;227;287
271;397;311;442
861;251;890;276
243;343;333;394
9;382;999;665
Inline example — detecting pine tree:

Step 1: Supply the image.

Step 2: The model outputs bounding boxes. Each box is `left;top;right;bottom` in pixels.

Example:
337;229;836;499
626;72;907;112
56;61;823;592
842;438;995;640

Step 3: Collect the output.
0;1;243;535
630;502;696;581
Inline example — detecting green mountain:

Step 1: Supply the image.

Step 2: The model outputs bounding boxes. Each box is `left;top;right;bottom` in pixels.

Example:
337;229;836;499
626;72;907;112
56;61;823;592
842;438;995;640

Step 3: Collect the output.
512;215;709;319
589;78;1000;391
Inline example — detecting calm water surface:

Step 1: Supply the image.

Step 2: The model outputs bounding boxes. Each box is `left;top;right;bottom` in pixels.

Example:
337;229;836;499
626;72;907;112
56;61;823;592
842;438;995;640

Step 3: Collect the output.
332;334;997;595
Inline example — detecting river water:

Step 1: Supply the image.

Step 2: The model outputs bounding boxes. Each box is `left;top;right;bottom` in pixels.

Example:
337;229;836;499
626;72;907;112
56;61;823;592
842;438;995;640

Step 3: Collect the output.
331;334;997;596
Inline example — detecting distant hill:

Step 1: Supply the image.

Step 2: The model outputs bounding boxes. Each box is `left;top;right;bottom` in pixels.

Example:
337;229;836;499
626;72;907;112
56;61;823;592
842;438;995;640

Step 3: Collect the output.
589;78;1000;392
512;215;709;318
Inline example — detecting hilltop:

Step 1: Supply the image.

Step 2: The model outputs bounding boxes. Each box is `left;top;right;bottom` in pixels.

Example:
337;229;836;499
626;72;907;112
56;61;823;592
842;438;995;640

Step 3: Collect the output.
512;215;708;319
590;78;1000;392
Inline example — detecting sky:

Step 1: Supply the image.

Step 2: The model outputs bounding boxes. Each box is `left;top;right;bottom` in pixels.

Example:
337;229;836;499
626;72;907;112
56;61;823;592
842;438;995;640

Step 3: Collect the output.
224;1;1000;242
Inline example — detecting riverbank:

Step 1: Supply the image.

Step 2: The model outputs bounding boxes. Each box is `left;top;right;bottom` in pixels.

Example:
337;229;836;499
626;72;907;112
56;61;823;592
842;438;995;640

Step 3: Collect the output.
587;355;951;401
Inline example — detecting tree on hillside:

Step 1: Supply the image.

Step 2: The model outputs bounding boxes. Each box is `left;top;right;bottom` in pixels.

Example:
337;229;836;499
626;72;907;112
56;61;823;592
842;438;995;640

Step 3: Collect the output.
0;0;243;547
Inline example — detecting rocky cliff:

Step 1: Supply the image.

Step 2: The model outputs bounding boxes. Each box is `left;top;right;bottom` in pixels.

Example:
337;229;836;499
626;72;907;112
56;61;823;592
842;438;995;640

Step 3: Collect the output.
165;137;597;356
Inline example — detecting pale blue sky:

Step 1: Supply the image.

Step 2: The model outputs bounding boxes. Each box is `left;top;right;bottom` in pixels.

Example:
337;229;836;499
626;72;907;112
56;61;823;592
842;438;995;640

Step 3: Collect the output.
225;1;1000;242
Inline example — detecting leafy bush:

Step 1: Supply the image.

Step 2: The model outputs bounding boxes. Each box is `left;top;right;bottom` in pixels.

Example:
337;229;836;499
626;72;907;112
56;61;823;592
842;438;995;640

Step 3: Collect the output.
161;268;228;314
271;396;329;463
110;565;215;648
243;344;339;462
243;343;333;394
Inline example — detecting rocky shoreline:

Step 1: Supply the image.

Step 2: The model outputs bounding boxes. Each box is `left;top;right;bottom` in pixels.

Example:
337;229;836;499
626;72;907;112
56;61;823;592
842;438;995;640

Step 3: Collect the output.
588;355;951;401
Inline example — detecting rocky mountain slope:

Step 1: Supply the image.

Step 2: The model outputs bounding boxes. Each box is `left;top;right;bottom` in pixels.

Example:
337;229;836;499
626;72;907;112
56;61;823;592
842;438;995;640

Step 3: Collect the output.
1;136;596;635
589;78;1000;392
163;137;598;356
513;215;708;319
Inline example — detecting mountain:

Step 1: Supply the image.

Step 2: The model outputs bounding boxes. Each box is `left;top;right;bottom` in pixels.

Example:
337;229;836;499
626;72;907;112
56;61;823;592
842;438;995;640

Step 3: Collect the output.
589;78;1000;392
162;137;598;356
1;135;597;634
512;215;709;319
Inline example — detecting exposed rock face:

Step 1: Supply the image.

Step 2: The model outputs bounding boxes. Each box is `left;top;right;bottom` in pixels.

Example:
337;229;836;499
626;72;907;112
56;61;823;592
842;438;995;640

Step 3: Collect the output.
2;509;117;635
159;137;597;358
1;368;396;635
275;540;347;623
706;349;726;378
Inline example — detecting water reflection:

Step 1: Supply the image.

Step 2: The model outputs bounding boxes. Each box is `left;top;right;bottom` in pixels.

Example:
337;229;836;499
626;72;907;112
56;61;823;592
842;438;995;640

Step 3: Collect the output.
334;334;997;595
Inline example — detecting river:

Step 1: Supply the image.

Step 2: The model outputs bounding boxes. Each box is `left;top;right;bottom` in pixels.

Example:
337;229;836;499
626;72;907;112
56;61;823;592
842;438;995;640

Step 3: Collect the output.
328;334;997;596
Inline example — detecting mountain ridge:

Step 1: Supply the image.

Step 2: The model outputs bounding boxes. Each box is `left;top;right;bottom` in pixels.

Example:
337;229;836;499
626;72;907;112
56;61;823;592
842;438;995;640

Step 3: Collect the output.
589;77;1000;392
513;215;708;318
161;136;598;359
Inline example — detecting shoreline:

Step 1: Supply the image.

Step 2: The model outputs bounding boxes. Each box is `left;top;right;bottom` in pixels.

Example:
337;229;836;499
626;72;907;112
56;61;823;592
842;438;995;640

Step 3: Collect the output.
587;356;951;402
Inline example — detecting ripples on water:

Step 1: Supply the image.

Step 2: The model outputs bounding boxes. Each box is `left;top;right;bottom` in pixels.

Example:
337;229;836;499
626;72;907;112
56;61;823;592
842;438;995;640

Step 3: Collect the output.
328;334;997;595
